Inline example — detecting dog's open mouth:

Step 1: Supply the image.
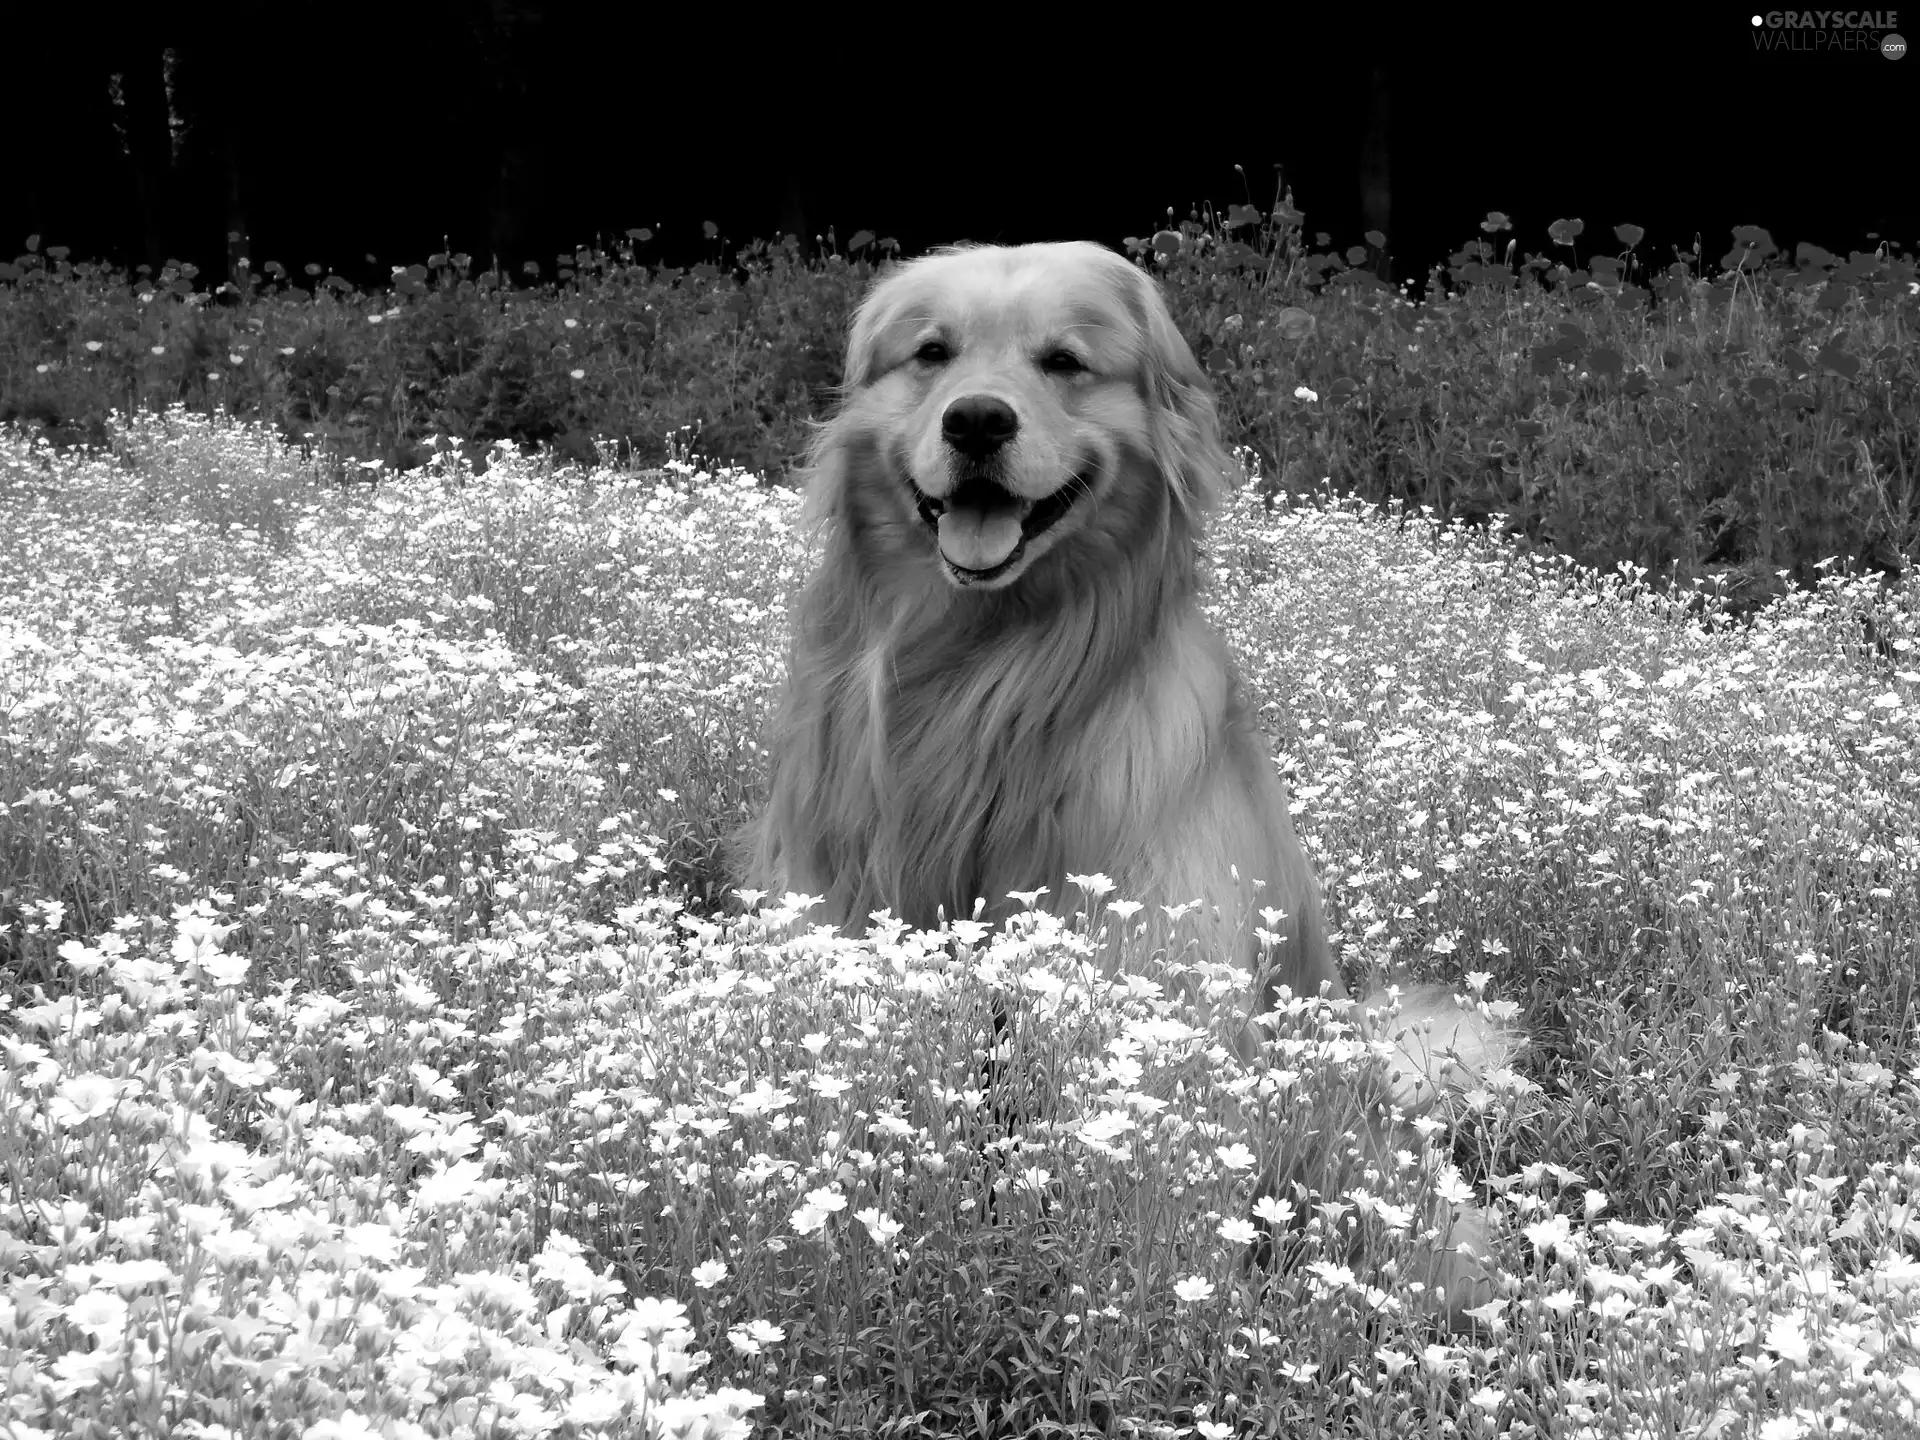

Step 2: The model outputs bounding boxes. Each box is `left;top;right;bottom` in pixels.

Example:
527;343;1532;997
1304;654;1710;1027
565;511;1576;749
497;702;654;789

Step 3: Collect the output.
910;470;1092;582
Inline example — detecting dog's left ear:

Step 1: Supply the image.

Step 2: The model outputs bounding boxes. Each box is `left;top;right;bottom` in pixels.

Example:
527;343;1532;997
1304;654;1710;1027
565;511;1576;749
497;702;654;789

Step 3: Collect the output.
1125;262;1237;526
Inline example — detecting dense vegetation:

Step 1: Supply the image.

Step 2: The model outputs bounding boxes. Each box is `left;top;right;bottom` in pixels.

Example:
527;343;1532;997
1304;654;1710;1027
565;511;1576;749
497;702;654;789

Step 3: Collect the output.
1;411;1916;1435
2;202;1914;613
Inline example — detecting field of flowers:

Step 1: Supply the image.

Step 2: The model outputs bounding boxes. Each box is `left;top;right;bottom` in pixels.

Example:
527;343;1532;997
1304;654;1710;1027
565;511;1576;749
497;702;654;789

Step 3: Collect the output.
2;410;1919;1438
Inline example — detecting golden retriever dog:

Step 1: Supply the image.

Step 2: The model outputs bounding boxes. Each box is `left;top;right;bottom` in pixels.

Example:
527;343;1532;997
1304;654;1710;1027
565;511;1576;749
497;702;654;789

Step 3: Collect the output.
742;240;1511;1319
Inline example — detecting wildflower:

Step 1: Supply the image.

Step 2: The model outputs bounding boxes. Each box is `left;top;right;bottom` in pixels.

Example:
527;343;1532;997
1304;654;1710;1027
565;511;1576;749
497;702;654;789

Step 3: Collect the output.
57;938;109;975
49;1074;122;1126
805;1185;847;1214
728;1318;785;1355
65;1290;129;1341
627;1296;691;1337
1218;1217;1258;1245
691;1259;728;1289
201;949;252;988
855;1207;903;1244
1214;1142;1256;1172
1252;1194;1295;1229
1764;1312;1811;1366
790;1204;829;1237
1377;1348;1415;1377
1523;1213;1576;1261
1174;1275;1215;1304
1294;385;1319;402
413;1158;487;1209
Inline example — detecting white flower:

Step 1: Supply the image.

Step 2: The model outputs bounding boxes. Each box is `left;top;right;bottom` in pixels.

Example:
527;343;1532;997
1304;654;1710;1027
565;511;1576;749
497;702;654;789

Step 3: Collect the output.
790;1204;829;1237
57;938;109;975
50;1074;122;1126
1294;385;1319;402
1765;1312;1811;1367
627;1296;690;1338
1218;1217;1258;1246
855;1208;903;1244
691;1259;728;1289
804;1185;847;1213
1214;1143;1256;1172
727;1318;785;1355
1174;1275;1215;1305
1252;1194;1295;1228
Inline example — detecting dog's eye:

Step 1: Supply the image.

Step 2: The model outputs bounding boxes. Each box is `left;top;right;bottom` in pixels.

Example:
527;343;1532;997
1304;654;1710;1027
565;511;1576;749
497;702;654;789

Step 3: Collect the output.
915;341;950;364
1042;349;1085;375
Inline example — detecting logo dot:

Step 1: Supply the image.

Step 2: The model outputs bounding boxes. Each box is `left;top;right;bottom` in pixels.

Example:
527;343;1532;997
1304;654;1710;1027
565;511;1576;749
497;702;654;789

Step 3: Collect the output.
1751;13;1762;24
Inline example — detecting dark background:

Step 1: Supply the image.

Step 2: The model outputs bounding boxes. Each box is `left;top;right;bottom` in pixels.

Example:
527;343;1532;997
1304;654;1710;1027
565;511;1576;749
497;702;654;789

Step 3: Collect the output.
5;5;1913;287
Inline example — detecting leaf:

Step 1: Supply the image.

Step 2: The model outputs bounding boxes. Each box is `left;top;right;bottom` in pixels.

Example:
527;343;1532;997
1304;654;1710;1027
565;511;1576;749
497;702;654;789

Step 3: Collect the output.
1614;223;1645;248
1817;343;1861;379
1273;306;1316;342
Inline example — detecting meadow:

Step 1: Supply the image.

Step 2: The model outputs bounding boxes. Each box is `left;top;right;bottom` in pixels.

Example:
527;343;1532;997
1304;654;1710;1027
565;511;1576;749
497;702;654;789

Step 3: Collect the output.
1;401;1917;1439
4;205;1915;621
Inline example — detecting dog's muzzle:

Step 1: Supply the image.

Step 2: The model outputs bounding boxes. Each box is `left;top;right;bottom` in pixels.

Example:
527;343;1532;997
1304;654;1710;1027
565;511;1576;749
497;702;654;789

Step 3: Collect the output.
912;471;1091;582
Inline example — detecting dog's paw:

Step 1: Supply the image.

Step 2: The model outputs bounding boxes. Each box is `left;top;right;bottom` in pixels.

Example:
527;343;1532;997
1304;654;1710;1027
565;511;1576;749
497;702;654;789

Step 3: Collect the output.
1365;983;1519;1112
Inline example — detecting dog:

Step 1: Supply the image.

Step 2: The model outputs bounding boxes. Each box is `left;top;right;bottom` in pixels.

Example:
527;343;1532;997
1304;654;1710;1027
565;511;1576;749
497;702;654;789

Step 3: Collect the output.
740;240;1512;1320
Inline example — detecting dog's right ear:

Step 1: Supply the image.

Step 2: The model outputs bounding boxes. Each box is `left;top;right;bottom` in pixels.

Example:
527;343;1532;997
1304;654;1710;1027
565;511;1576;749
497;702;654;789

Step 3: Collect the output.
1123;262;1236;527
842;260;913;391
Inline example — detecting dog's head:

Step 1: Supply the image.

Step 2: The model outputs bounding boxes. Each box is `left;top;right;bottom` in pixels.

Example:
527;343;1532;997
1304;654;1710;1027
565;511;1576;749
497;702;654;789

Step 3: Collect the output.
812;241;1233;592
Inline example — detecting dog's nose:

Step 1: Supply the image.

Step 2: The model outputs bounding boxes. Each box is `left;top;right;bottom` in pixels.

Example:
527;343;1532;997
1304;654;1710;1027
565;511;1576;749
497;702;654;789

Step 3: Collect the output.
941;395;1018;458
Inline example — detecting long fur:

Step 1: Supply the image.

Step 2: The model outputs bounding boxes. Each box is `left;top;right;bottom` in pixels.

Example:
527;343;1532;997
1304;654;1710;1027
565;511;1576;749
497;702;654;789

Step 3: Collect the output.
739;240;1513;1320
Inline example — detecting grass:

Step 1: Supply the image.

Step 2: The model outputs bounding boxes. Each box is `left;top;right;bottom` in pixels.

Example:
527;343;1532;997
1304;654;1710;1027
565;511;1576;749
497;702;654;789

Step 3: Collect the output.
1;408;1918;1438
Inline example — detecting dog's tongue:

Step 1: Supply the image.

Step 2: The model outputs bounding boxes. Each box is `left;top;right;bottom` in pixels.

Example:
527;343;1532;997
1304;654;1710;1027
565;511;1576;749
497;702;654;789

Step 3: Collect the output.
937;503;1024;571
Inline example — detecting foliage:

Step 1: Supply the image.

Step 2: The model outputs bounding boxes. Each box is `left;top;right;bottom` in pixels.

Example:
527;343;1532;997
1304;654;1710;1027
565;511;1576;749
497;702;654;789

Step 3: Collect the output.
2;210;1914;612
